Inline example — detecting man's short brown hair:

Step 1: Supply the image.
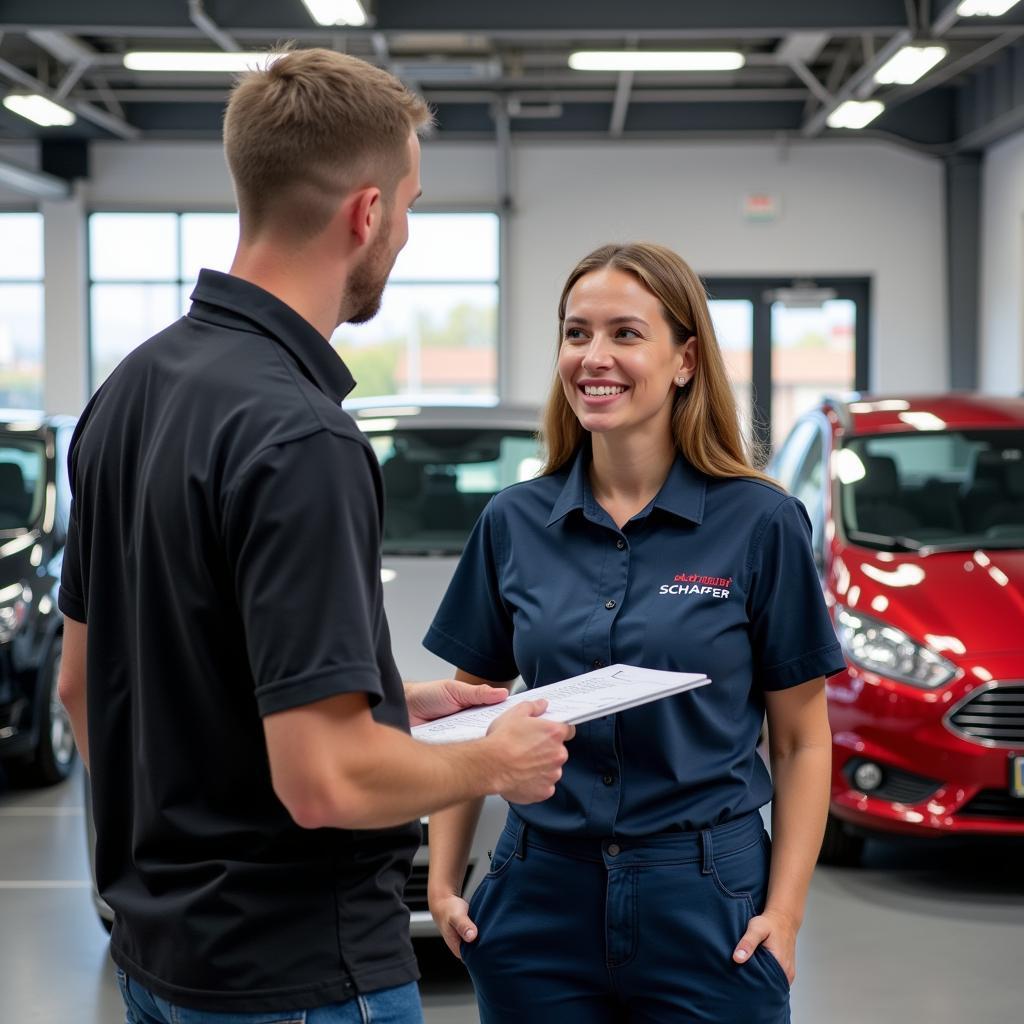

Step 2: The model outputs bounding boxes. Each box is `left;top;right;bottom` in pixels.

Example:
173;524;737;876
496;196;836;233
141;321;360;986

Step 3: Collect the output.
224;48;432;241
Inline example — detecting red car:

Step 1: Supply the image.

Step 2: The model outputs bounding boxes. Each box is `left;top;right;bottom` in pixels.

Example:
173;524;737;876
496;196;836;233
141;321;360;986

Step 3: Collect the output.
771;394;1024;864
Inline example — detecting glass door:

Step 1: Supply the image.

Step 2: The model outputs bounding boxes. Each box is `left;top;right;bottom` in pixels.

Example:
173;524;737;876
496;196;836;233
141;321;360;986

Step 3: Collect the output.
705;277;869;460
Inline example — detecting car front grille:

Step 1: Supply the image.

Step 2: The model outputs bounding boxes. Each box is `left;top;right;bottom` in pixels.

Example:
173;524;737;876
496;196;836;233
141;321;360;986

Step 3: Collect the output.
958;790;1024;820
403;863;474;914
946;683;1024;746
405;865;430;912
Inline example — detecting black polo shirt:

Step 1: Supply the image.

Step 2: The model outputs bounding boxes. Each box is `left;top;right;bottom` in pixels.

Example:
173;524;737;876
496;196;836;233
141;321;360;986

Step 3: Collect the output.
59;269;420;1012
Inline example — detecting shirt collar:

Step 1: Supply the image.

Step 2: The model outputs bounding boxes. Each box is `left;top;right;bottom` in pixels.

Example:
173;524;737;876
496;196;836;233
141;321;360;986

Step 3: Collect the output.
188;269;356;404
546;444;707;528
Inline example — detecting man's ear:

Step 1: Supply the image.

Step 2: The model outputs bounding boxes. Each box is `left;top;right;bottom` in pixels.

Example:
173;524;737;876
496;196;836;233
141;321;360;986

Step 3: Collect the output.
344;185;383;249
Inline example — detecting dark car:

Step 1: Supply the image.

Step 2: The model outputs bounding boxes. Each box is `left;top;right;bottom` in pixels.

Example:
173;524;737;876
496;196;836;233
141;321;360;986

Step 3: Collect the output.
0;410;77;785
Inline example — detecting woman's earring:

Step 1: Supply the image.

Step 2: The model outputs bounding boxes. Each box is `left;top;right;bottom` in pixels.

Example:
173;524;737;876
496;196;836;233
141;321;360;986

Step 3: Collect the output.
676;375;688;387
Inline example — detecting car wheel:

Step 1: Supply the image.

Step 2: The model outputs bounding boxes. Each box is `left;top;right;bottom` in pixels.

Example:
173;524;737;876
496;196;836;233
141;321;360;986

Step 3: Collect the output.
818;812;864;866
27;636;77;785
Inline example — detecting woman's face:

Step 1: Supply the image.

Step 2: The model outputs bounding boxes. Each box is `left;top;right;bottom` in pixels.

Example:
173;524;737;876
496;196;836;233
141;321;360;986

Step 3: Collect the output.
558;267;694;440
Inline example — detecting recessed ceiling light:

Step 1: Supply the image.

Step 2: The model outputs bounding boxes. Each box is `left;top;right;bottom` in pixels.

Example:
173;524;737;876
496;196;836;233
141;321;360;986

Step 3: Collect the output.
568;51;745;72
874;45;947;85
956;1;1020;16
826;99;885;129
3;94;76;127
301;0;368;26
123;51;284;73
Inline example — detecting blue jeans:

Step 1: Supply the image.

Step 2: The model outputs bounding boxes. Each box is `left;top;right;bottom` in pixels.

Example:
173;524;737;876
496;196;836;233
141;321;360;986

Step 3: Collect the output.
115;968;424;1024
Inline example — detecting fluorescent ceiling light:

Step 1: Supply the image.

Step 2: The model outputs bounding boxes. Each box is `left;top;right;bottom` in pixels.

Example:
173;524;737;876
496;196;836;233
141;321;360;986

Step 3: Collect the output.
827;99;885;129
123;51;283;73
301;0;368;26
874;45;947;84
956;1;1020;15
3;93;76;127
569;51;745;72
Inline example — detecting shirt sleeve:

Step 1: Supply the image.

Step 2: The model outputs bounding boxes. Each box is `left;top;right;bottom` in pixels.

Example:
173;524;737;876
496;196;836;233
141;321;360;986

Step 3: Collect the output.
423;499;519;682
222;430;387;717
747;496;846;691
58;498;87;623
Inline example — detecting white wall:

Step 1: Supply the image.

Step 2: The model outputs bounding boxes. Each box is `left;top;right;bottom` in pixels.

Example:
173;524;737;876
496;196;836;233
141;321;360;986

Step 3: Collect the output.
12;136;949;413
506;141;947;402
980;129;1024;394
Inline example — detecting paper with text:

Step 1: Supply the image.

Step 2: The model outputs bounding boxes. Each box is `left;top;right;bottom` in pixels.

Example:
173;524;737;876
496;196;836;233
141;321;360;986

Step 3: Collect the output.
411;664;710;744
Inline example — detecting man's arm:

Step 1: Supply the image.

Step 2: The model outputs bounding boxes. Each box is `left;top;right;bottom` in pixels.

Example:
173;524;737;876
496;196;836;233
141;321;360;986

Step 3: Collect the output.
263;691;571;830
56;616;89;771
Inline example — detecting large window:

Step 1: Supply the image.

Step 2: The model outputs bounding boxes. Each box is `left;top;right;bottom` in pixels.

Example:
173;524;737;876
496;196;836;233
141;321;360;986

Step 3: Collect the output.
0;212;44;409
89;212;239;388
332;213;499;400
88;211;500;399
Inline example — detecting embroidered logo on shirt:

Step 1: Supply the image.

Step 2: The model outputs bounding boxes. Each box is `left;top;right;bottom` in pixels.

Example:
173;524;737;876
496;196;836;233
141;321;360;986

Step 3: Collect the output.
658;572;732;599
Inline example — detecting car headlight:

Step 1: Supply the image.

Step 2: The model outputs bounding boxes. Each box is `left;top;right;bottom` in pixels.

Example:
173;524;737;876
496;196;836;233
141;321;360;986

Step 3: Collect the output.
0;587;30;644
835;606;957;689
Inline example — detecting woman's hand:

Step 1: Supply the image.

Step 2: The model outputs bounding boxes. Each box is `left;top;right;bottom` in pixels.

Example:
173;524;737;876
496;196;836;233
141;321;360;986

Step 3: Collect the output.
429;891;479;960
733;908;798;985
404;679;509;727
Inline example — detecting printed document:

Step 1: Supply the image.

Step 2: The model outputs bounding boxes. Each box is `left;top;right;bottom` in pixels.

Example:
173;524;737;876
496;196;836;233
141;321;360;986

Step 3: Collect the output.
411;664;710;744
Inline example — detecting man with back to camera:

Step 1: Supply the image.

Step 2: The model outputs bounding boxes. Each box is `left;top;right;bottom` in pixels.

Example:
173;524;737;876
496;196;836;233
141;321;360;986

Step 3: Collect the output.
56;48;573;1024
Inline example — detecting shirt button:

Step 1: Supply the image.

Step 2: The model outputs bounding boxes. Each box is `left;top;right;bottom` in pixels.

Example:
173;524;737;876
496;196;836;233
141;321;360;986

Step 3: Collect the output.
605;599;616;609
602;774;615;786
592;659;605;669
616;538;626;550
607;843;621;857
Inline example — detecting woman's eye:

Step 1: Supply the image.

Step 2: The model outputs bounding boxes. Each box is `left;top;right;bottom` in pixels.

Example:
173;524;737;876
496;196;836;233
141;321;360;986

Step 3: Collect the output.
564;328;586;340
617;328;640;339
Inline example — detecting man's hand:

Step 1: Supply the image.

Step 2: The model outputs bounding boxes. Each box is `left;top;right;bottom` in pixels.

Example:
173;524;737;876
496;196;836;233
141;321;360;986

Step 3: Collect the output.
405;679;509;727
485;700;574;804
733;908;797;986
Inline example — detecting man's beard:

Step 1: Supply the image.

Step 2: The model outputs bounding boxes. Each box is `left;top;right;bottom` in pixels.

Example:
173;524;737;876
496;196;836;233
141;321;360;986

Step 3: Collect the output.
343;212;395;325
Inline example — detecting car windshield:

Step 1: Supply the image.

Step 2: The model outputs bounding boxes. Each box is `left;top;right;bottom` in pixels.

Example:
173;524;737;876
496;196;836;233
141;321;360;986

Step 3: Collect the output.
366;426;542;555
0;434;46;532
838;428;1024;551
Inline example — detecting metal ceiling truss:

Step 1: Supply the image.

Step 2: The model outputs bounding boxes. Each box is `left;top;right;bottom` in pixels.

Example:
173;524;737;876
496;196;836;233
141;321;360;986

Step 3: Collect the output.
0;0;1022;154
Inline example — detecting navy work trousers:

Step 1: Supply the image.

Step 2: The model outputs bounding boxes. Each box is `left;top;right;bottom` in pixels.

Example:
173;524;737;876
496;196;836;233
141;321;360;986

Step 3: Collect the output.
461;809;791;1023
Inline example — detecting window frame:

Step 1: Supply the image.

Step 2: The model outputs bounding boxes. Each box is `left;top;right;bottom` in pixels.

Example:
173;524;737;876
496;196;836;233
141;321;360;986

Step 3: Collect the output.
86;205;505;399
0;208;46;411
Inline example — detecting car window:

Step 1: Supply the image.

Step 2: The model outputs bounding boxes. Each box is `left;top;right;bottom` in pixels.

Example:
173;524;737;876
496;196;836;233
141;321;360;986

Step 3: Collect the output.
0;435;46;531
773;419;818;491
839;429;1024;550
367;427;541;554
790;431;825;553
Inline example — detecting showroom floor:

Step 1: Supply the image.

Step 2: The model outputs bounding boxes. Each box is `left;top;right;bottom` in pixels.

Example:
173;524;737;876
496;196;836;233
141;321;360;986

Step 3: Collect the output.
1;763;1021;1024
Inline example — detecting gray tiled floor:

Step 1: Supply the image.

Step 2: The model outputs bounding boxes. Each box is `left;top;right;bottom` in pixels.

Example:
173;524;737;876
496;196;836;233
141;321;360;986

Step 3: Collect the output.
2;763;1022;1023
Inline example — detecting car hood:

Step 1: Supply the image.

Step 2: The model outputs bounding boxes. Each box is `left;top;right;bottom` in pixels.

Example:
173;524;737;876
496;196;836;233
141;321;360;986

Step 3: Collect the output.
836;547;1024;657
380;554;461;682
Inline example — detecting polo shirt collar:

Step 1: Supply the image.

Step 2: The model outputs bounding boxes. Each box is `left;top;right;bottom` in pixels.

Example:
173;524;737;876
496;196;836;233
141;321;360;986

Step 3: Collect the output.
546;444;706;527
188;268;356;403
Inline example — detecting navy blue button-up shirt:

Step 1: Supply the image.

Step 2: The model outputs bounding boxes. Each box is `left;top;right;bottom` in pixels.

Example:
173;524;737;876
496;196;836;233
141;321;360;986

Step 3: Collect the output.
424;447;845;836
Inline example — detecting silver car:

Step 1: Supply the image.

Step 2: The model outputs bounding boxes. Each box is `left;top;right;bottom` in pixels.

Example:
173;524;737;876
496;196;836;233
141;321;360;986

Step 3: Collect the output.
88;401;541;939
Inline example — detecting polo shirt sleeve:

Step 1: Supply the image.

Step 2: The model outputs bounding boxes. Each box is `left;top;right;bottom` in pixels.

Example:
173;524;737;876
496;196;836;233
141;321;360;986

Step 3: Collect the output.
747;496;846;691
423;499;519;682
223;430;386;717
58;498;87;623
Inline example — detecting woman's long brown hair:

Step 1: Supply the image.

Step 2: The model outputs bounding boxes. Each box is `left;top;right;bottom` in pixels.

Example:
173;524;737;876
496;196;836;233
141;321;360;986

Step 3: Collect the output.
541;242;777;487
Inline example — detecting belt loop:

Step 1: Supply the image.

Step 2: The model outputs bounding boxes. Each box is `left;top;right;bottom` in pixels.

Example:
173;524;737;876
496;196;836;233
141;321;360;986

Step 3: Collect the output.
515;818;528;859
700;829;713;875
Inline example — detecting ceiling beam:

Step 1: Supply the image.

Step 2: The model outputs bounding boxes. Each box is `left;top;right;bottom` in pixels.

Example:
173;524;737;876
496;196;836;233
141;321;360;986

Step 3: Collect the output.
187;0;240;52
609;71;632;137
0;54;140;138
801;29;912;135
0;158;69;199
